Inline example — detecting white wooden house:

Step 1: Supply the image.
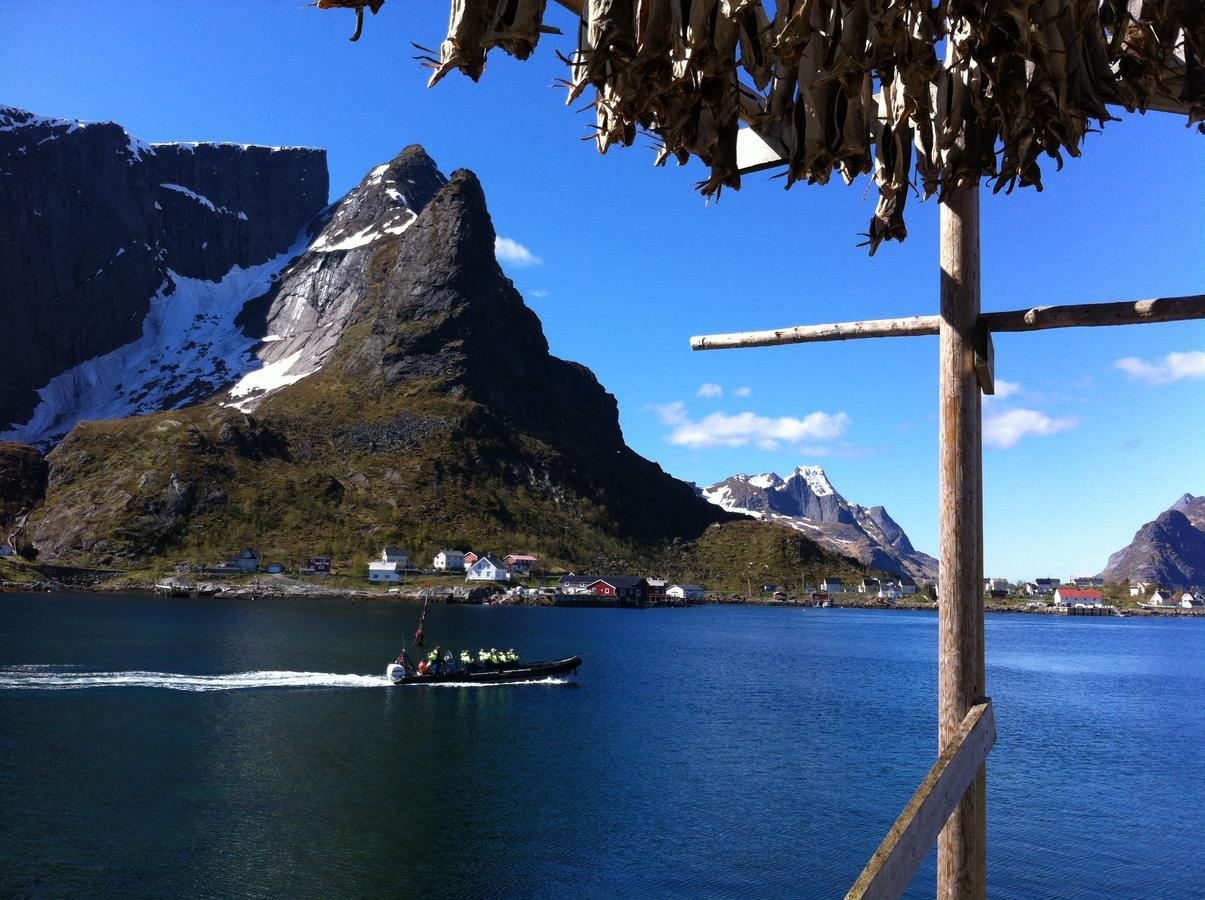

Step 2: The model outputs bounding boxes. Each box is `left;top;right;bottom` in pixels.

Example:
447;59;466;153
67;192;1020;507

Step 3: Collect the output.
899;579;918;595
1149;590;1176;606
381;547;411;567
666;584;705;601
433;550;465;571
368;560;401;583
1053;587;1103;607
466;555;510;582
1129;582;1152;597
858;578;880;594
1026;578;1059;596
1180;592;1204;609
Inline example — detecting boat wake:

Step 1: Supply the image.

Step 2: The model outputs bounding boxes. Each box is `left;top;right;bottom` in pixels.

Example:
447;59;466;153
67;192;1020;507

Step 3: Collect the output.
0;666;570;692
0;665;389;692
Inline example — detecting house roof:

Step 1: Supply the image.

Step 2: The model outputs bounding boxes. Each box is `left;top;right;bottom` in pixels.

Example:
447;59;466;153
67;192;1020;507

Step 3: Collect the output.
505;554;539;562
437;549;465;556
671;584;704;593
559;574;595;586
591;576;643;589
473;554;506;568
1057;588;1103;599
369;560;398;570
383;546;410;555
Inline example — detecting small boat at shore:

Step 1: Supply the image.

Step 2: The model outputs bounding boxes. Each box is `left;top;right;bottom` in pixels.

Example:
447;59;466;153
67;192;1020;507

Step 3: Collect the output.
386;656;582;685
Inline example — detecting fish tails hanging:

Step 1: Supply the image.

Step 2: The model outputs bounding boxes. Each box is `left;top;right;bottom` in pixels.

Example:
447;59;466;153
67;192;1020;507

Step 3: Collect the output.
327;0;1203;249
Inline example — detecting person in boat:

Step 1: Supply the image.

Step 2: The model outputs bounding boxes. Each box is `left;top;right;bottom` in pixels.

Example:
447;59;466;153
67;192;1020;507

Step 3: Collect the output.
426;646;443;675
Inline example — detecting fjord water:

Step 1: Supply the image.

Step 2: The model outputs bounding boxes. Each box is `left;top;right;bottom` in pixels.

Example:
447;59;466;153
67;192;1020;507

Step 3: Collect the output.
1;595;1201;899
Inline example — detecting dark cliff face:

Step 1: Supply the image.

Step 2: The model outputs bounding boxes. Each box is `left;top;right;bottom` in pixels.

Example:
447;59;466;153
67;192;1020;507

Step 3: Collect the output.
0;106;327;431
1101;495;1205;587
0;441;47;536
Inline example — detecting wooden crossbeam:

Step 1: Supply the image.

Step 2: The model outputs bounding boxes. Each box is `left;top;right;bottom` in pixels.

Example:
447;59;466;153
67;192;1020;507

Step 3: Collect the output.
690;294;1205;351
846;700;997;900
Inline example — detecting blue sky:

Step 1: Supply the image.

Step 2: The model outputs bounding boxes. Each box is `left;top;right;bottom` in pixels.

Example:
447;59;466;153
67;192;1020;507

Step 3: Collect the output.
3;1;1202;579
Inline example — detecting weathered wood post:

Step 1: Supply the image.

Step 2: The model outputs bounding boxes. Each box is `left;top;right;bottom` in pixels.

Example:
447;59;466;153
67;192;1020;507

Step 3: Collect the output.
936;183;986;898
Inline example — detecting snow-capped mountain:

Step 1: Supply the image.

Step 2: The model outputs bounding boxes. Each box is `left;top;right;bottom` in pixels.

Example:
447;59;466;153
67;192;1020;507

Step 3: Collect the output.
0;106;462;446
0;106;329;442
703;466;938;580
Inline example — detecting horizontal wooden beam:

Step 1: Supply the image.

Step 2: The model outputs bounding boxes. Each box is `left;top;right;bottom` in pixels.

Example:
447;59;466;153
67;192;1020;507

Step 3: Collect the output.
690;316;940;350
980;295;1205;332
690;293;1204;351
846;699;997;900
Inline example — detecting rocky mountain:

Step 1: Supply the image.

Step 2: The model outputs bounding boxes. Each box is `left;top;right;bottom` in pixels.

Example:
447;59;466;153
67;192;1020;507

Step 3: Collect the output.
0;105;327;443
1;109;743;571
1099;494;1205;588
702;466;938;581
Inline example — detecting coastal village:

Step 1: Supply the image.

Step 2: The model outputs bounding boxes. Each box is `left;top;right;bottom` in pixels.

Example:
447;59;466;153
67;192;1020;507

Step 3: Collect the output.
58;542;1191;613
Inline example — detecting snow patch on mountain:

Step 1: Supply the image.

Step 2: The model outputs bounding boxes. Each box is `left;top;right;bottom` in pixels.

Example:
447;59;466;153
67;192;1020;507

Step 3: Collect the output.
1;231;312;446
703;465;937;580
159;183;248;220
795;464;834;496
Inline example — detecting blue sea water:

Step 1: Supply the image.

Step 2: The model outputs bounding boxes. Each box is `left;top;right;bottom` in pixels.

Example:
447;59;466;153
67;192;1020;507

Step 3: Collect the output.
0;593;1201;898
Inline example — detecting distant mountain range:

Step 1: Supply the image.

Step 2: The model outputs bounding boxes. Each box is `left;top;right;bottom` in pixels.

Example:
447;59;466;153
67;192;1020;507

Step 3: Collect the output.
1100;494;1205;588
702;466;937;581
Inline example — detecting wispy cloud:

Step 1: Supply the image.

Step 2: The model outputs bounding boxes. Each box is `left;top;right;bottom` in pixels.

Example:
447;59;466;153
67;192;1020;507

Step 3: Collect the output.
653;401;851;451
528;289;549;298
696;383;723;398
495;236;542;267
1114;350;1205;386
733;386;752;397
993;380;1021;399
984;408;1079;448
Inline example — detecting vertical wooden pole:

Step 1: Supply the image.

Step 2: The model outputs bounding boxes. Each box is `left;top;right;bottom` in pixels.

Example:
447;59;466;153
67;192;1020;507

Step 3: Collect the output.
937;182;986;899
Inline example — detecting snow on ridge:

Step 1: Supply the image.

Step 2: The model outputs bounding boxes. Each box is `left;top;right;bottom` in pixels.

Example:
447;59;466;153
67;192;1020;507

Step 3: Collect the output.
0;230;313;446
794;464;834;497
749;472;784;489
0;106;85;134
158;183;248;220
150;141;320;152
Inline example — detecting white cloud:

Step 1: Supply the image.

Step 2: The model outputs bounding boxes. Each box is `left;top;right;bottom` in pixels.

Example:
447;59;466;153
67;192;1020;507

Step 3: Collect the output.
528;289;549;298
1115;350;1205;385
696;383;723;398
993;380;1020;399
653;403;851;450
733;386;752;397
495;236;542;267
984;408;1079;449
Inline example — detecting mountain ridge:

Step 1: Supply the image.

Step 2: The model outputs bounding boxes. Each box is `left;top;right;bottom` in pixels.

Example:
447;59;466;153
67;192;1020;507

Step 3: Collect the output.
702;465;937;581
1100;494;1205;587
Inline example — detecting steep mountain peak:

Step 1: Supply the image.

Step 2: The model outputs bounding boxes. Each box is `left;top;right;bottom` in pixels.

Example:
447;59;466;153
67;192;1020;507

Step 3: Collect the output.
1171;493;1199;514
310;145;447;254
791;464;835;497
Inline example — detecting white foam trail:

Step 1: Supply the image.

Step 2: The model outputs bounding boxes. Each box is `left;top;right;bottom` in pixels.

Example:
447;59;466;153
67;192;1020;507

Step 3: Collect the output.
0;665;389;692
0;666;571;691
